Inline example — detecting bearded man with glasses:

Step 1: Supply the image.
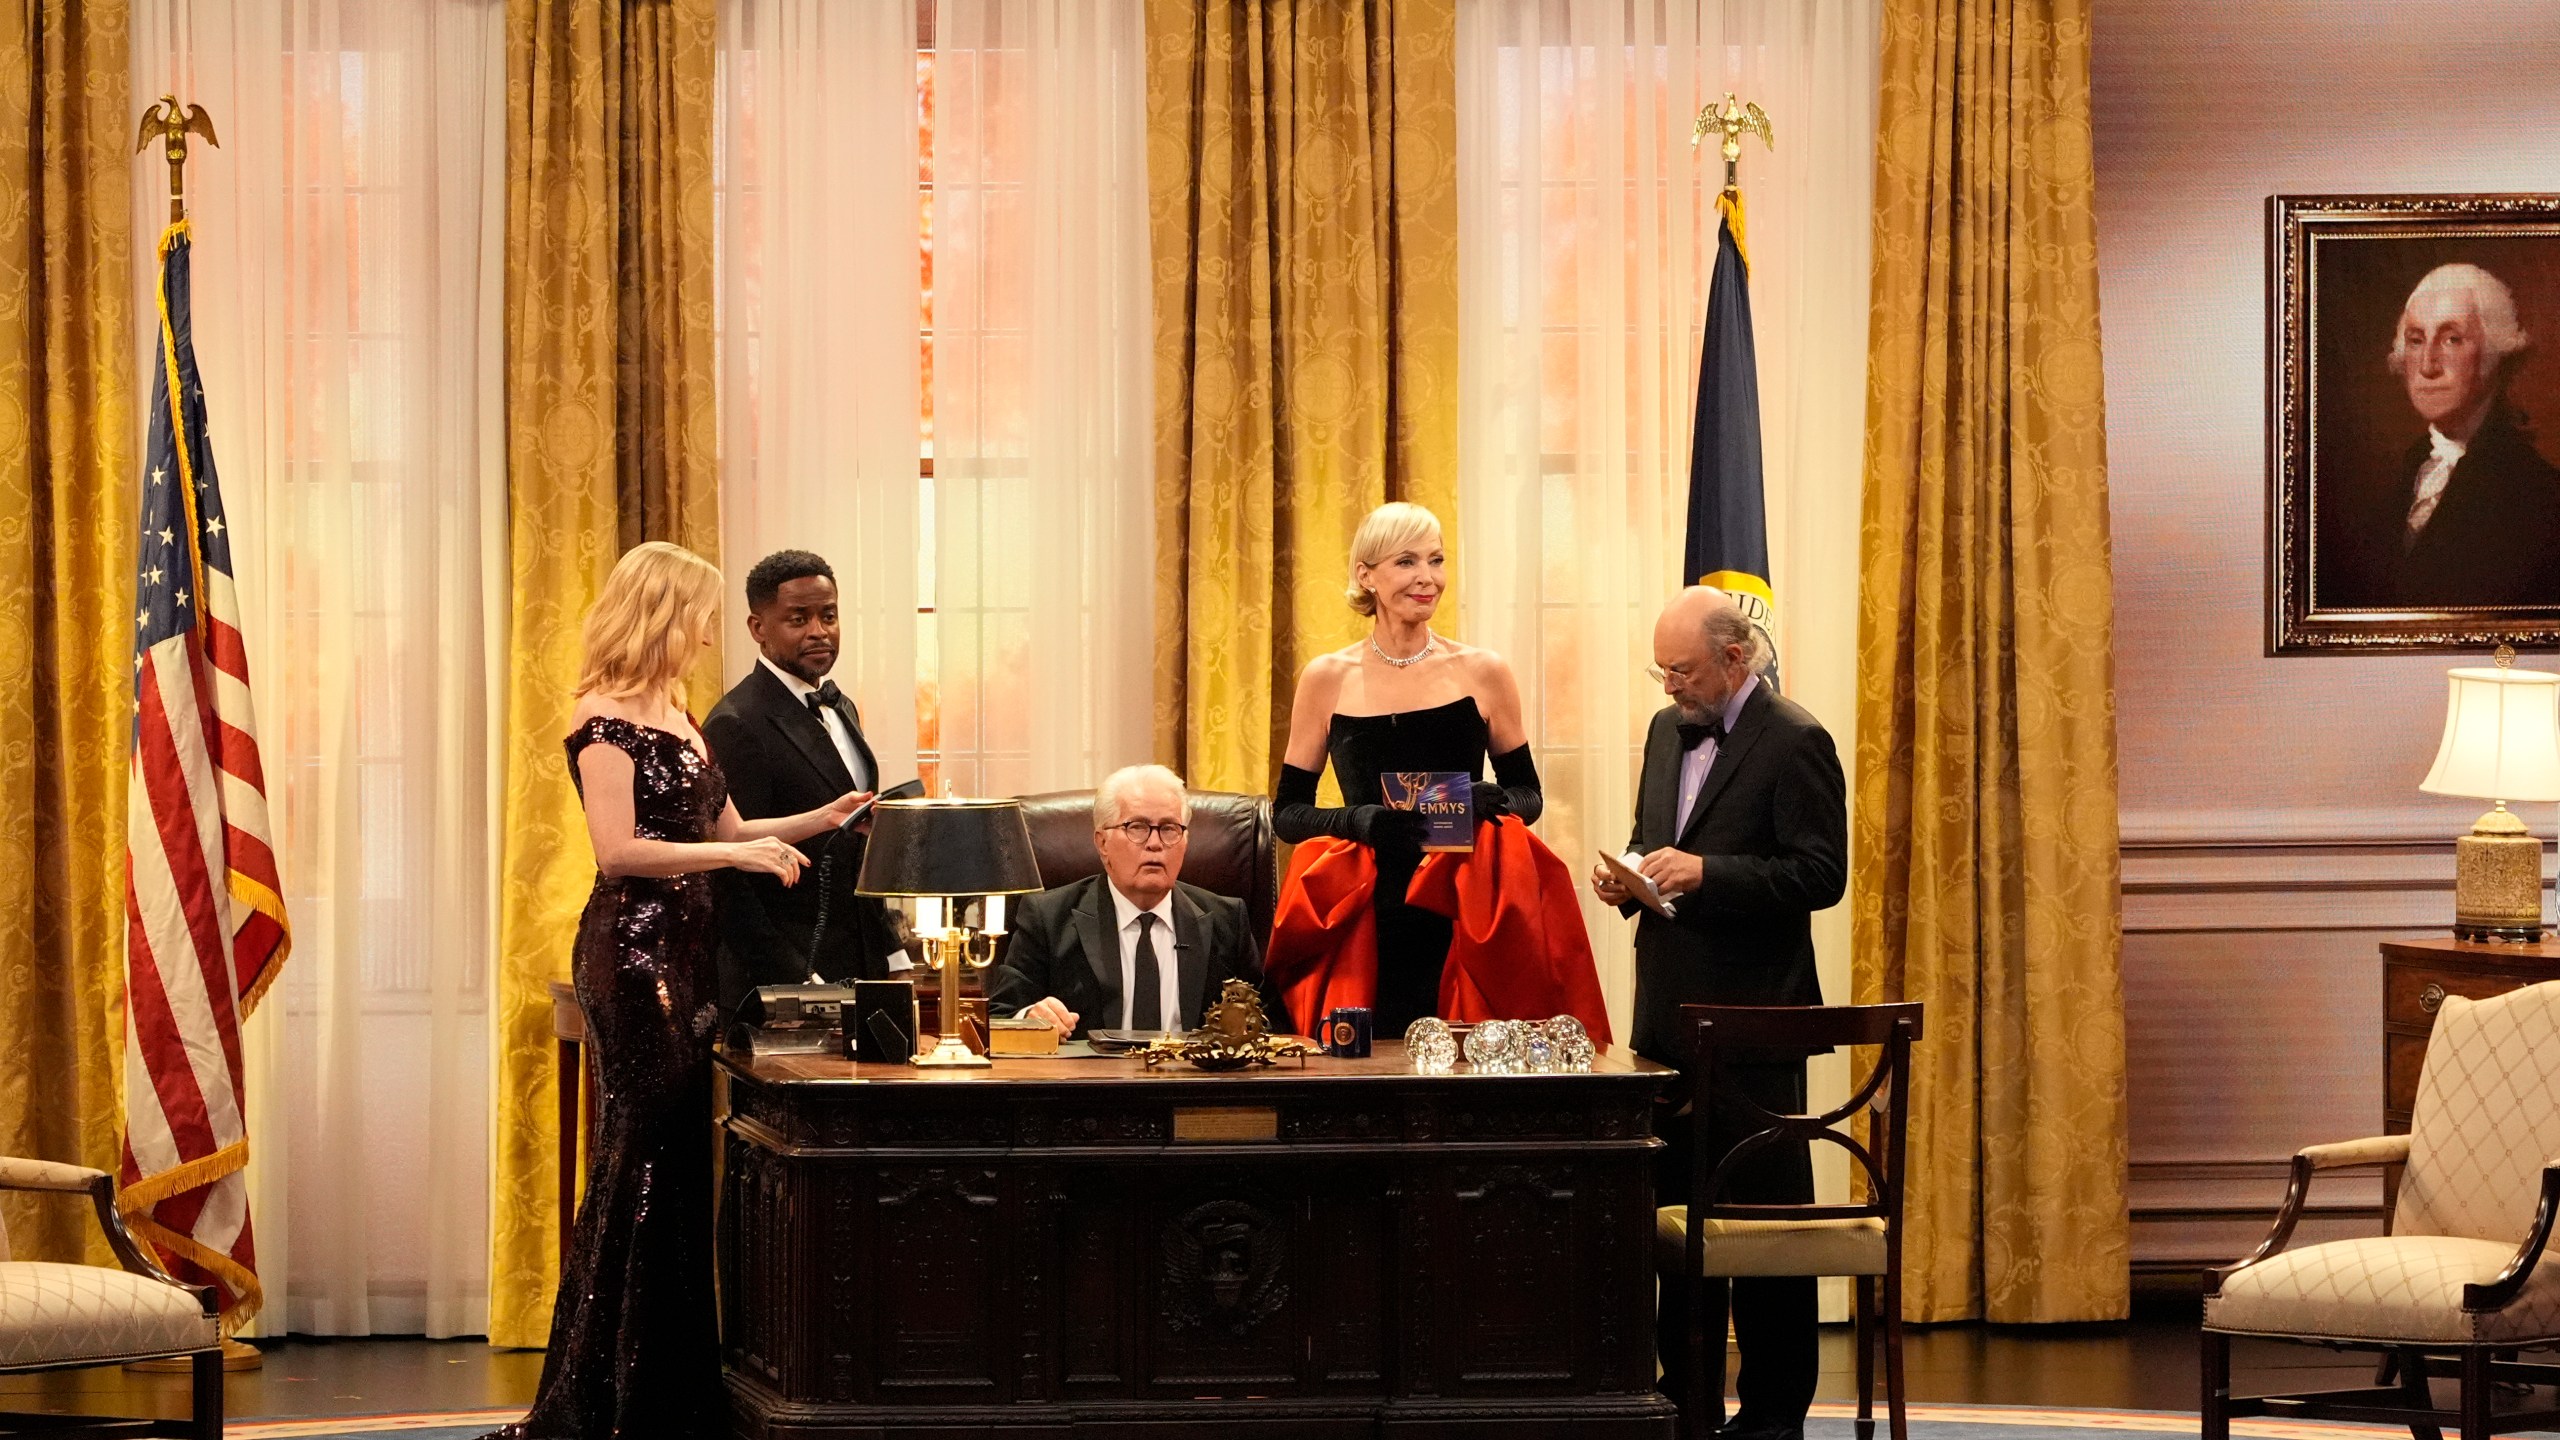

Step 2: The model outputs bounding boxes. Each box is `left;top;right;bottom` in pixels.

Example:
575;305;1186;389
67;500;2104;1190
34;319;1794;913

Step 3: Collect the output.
1594;585;1846;1440
988;764;1263;1038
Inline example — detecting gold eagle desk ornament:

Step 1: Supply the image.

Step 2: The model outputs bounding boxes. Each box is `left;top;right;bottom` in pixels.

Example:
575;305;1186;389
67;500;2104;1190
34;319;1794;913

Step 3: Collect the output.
1136;979;1322;1072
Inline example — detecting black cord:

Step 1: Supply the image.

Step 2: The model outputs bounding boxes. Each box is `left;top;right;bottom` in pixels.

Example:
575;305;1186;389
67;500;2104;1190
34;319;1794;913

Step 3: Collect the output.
804;828;848;982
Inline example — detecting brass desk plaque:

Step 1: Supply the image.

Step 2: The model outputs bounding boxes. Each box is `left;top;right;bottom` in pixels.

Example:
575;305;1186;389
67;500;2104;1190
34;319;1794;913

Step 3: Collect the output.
1172;1106;1280;1143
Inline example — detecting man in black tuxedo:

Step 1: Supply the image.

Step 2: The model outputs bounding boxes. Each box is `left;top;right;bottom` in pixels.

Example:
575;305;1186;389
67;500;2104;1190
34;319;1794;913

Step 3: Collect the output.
989;765;1262;1038
1590;585;1846;1440
703;550;905;1016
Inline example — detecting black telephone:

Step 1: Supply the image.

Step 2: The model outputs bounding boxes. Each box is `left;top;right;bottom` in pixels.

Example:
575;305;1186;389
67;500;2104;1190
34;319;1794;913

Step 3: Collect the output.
806;778;925;969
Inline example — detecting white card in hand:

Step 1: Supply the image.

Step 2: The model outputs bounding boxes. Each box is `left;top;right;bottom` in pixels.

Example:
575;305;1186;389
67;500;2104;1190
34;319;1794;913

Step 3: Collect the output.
1598;849;1678;918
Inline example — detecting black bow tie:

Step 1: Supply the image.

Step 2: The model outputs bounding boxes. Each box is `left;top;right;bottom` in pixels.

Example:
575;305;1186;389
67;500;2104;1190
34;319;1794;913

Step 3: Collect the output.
805;679;843;717
1676;718;1725;751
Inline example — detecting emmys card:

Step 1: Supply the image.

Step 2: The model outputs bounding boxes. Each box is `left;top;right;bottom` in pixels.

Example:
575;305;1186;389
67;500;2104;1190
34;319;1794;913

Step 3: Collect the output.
1381;771;1475;852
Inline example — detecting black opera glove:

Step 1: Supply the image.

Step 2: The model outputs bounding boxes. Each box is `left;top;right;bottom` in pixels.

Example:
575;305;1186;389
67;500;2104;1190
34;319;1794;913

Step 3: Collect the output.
1274;762;1428;859
1471;744;1545;827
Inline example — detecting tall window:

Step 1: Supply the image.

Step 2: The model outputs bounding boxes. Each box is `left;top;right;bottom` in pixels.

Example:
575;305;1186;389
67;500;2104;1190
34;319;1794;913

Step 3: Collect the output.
718;0;1152;802
135;0;508;1336
915;16;943;789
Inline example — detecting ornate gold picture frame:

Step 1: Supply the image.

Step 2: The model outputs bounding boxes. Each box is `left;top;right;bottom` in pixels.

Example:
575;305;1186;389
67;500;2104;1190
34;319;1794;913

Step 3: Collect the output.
2269;193;2560;653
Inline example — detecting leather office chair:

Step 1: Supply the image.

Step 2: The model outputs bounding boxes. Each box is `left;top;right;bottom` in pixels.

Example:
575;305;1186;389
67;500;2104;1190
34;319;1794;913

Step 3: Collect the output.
1011;788;1279;936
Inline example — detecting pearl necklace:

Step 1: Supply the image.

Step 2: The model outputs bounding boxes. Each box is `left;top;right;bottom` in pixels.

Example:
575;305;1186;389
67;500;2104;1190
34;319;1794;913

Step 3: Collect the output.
1370;629;1435;668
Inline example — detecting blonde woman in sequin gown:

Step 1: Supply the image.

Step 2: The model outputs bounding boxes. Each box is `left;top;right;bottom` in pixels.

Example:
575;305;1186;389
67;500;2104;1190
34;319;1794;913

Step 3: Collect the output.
486;543;868;1440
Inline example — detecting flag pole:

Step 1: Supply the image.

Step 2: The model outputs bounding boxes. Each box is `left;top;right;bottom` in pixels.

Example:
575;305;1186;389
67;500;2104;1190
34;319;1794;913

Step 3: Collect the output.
1682;94;1782;689
135;95;219;225
1691;91;1773;197
121;93;265;1375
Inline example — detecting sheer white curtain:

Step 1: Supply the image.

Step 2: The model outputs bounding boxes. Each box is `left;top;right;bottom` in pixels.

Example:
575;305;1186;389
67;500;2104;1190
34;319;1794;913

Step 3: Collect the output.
132;0;506;1337
928;0;1153;798
1453;0;1875;1044
717;0;921;773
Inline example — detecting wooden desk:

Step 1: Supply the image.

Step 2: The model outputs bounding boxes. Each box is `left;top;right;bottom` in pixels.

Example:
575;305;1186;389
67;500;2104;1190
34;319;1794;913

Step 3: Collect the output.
716;1042;1676;1438
2381;935;2560;1134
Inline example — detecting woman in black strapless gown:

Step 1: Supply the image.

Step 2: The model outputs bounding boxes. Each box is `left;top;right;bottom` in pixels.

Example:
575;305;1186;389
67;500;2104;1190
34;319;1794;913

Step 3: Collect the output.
1273;503;1546;1035
490;543;862;1440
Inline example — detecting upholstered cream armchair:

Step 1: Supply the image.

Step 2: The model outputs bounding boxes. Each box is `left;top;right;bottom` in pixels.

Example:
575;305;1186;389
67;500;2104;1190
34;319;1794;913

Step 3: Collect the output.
2202;981;2560;1438
0;1156;222;1439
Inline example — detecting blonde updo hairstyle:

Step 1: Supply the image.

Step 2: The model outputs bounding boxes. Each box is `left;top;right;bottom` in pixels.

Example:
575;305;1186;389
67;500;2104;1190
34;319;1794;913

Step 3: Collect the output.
1345;502;1444;618
576;541;724;702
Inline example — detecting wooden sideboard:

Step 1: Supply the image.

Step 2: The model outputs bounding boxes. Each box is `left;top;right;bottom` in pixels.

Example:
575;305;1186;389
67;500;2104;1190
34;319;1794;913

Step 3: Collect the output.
2382;935;2560;1133
715;1043;1677;1438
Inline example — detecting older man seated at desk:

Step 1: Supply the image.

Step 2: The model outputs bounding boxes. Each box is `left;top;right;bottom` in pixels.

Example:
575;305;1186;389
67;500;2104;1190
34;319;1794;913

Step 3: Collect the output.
988;764;1262;1038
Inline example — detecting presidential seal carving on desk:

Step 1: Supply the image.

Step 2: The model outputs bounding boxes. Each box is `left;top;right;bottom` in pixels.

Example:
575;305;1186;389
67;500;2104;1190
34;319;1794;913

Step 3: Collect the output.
1137;978;1322;1071
1163;1197;1287;1336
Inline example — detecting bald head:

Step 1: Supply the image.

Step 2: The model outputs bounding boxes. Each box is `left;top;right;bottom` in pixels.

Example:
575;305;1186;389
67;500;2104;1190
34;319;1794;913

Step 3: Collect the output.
1658;586;1756;658
1653;586;1755;723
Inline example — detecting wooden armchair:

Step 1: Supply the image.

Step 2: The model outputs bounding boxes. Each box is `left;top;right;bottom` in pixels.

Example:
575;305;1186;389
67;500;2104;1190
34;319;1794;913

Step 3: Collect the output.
0;1157;221;1438
1656;1002;1922;1440
2202;980;2560;1439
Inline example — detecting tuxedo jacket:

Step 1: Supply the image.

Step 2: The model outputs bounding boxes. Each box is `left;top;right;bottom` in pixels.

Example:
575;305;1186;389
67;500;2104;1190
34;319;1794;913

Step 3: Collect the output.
987;875;1263;1039
702;663;901;1014
1624;683;1847;1068
2384;406;2560;608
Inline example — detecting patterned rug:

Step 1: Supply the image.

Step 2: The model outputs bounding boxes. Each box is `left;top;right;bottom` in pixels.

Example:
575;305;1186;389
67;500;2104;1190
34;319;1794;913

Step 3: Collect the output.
223;1402;2433;1439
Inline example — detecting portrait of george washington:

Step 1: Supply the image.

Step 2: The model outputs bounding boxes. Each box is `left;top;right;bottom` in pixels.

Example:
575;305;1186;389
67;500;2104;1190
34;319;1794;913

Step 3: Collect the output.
2272;196;2560;651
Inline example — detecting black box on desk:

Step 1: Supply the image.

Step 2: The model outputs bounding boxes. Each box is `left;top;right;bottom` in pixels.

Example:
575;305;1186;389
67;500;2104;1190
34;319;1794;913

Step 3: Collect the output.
850;979;917;1063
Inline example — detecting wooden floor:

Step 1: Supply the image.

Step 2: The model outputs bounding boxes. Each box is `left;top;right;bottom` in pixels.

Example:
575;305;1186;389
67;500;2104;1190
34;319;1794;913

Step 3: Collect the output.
1;1295;2376;1424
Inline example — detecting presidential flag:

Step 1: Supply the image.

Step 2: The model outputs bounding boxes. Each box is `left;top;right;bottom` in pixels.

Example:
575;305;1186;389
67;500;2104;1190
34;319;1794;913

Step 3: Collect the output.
1683;189;1778;685
120;219;289;1328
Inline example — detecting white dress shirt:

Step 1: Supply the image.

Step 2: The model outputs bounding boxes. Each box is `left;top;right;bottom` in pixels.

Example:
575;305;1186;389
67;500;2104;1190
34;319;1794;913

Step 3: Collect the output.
1676;673;1760;835
1106;882;1184;1031
758;654;874;791
2405;427;2467;543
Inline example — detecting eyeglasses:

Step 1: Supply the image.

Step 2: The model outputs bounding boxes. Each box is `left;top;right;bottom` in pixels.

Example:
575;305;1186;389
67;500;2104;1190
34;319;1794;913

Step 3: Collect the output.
1104;820;1189;847
1644;662;1699;686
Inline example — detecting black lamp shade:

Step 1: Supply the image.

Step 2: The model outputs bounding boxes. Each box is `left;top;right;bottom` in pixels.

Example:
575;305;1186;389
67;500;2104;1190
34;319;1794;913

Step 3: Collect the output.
855;798;1044;898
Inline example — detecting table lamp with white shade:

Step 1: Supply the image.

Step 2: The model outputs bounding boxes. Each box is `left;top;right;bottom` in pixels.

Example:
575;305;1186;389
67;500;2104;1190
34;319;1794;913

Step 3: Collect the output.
2419;647;2560;941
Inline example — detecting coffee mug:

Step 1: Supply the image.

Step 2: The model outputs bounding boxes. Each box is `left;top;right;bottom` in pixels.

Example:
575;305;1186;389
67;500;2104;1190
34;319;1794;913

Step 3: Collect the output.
1322;1005;1373;1058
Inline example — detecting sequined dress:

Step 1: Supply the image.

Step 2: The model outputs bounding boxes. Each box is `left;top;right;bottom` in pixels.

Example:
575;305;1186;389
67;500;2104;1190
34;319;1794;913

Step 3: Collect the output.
1324;696;1490;1034
490;717;729;1439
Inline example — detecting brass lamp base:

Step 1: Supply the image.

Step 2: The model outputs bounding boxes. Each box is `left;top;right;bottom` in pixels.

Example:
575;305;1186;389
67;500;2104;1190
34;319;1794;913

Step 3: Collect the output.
910;927;995;1067
912;1033;993;1068
2452;804;2549;943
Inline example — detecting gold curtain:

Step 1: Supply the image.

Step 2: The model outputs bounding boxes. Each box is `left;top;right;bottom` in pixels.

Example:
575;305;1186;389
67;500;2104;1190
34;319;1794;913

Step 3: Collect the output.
490;0;720;1348
1852;0;2127;1323
1145;0;1457;793
0;0;133;1267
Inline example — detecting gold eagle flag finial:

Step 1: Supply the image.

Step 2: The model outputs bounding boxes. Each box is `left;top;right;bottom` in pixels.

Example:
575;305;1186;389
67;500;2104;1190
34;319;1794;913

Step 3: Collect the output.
1690;92;1772;198
136;95;219;224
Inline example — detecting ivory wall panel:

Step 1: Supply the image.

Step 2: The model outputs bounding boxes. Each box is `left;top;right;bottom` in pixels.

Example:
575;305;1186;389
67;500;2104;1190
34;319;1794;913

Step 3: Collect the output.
2094;0;2560;1266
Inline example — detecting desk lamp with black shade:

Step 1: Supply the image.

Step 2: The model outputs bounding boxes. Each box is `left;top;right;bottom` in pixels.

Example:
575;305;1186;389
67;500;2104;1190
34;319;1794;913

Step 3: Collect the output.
2419;646;2560;942
856;797;1043;1068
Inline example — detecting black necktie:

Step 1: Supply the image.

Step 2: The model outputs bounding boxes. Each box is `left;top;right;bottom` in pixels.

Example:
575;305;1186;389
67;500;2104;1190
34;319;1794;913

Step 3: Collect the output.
1131;912;1163;1030
1677;718;1725;751
805;678;843;718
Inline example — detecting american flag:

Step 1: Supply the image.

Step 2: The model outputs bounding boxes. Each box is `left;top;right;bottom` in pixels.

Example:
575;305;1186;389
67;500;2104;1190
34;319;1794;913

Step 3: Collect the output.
118;220;289;1328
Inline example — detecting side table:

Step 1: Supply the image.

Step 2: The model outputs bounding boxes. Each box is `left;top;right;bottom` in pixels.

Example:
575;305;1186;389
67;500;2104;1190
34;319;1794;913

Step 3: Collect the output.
2381;935;2560;1134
